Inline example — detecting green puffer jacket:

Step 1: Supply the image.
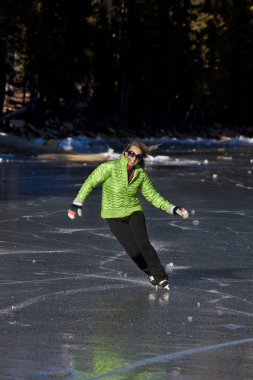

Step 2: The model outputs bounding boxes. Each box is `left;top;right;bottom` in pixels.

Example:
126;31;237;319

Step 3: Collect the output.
74;155;172;219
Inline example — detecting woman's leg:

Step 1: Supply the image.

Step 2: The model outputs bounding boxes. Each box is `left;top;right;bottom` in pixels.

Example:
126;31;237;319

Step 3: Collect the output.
107;217;151;274
128;211;168;283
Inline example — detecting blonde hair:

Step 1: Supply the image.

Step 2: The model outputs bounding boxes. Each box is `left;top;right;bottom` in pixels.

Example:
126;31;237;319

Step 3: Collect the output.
122;140;161;168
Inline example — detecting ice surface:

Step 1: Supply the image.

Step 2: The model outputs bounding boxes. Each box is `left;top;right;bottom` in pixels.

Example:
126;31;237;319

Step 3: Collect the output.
0;145;253;380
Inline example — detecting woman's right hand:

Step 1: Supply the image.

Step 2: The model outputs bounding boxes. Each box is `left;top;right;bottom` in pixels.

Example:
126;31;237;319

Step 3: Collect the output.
68;204;83;219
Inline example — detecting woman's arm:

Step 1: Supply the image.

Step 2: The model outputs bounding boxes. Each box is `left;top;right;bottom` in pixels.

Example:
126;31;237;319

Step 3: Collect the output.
74;161;112;203
139;172;189;218
139;172;172;211
68;162;112;219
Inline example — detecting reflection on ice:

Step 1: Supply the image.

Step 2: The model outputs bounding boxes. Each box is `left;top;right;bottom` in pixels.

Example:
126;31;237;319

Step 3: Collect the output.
75;338;253;380
148;290;170;305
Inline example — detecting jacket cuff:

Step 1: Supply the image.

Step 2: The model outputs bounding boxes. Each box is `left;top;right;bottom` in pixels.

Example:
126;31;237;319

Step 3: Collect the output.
73;199;83;207
166;204;176;215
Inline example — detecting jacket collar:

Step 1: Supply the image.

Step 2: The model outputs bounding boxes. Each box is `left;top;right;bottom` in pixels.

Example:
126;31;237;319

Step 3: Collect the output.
120;154;143;171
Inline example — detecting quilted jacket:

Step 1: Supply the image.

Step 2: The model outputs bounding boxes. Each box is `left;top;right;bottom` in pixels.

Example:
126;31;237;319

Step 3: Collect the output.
74;155;172;219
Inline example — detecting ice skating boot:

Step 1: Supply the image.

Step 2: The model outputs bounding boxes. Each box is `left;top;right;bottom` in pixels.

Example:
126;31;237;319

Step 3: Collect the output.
159;279;170;291
148;275;157;286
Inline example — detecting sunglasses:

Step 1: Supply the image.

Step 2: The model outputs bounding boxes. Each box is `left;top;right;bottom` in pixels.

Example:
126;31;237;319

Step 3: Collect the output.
127;150;143;161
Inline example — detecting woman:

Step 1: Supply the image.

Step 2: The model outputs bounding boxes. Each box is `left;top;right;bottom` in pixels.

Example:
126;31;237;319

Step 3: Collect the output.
68;141;189;291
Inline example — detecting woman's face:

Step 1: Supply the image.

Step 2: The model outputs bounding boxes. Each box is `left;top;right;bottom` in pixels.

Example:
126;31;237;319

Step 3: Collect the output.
125;145;143;167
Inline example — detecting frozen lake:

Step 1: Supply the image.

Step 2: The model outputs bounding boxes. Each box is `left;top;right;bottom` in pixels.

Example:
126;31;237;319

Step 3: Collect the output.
0;146;253;379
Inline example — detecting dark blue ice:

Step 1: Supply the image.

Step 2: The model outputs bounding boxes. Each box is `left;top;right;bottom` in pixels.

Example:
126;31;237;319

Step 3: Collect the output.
0;146;252;380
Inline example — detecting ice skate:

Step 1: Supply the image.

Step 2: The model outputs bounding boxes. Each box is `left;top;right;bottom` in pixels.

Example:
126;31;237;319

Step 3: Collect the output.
148;275;157;286
159;279;170;291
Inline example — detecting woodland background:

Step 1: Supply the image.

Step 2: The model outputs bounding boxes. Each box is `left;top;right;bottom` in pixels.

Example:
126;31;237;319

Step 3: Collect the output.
1;0;253;140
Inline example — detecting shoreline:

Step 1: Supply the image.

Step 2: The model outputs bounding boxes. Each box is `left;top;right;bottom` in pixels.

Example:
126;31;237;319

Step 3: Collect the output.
0;135;110;162
1;133;252;163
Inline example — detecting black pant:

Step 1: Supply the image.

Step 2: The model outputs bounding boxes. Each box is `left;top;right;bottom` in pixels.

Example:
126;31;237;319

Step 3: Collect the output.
107;211;167;283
